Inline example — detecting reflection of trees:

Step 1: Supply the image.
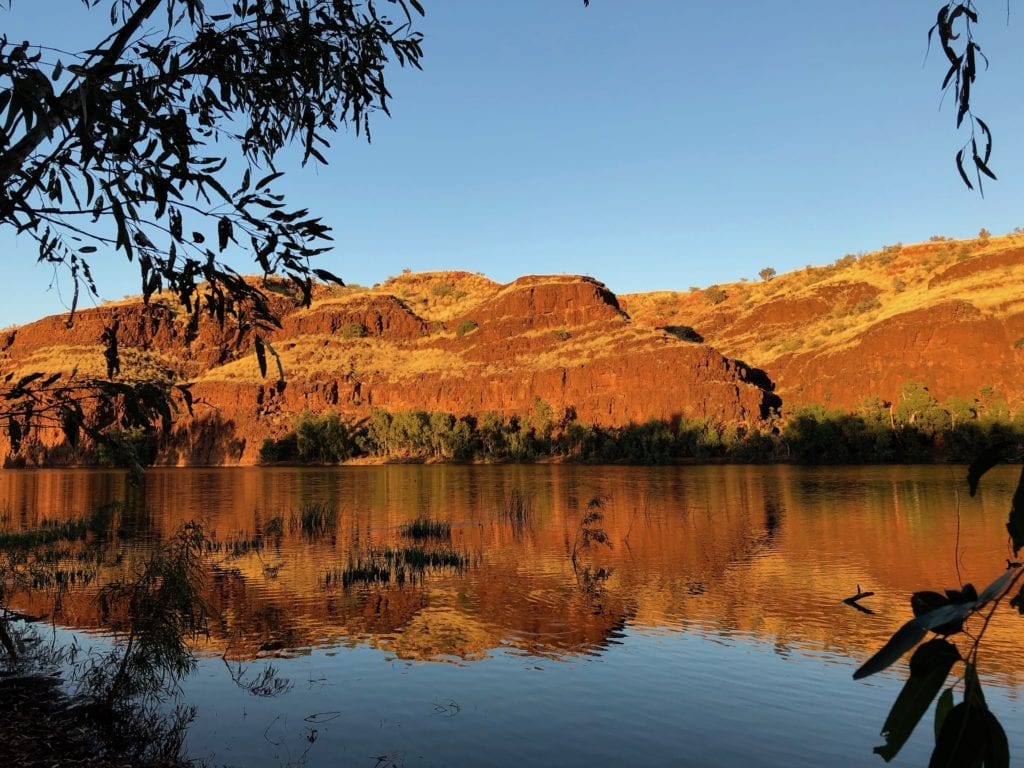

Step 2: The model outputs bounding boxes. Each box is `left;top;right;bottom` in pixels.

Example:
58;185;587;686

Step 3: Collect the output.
5;465;1024;678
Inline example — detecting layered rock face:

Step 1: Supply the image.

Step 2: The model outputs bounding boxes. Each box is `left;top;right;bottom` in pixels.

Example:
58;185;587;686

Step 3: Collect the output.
0;274;774;465
7;232;1021;466
622;237;1024;412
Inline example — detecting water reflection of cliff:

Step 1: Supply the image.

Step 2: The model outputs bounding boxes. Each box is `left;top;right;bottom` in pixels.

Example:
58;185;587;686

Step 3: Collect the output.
3;465;1023;680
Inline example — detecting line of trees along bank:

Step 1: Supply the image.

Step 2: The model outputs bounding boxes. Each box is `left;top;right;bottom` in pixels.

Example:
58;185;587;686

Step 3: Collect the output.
259;383;1024;466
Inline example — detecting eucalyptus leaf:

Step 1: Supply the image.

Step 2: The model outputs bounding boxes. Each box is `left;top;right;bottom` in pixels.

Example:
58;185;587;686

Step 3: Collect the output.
874;640;960;762
934;687;954;742
930;702;986;768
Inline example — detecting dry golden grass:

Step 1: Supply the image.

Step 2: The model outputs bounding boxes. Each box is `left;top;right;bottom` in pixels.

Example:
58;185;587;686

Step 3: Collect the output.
371;270;500;322
9;237;1024;395
621;233;1024;365
7;345;107;378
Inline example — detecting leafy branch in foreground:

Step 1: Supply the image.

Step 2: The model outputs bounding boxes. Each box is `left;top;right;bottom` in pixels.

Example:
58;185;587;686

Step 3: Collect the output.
854;448;1024;765
929;2;998;193
1;320;192;475
0;0;426;456
0;1;422;329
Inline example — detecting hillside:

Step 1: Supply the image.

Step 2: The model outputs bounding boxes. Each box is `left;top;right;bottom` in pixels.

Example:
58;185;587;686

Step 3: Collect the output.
621;233;1024;412
1;233;1022;466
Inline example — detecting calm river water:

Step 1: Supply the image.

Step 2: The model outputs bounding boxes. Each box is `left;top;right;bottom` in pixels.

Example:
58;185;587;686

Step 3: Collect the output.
3;464;1023;767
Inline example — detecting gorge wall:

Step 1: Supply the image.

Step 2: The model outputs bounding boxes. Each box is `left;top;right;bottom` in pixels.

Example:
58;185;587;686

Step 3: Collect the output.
3;233;1023;466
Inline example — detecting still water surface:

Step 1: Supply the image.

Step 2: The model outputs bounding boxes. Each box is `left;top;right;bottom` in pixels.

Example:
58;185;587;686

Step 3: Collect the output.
3;464;1023;767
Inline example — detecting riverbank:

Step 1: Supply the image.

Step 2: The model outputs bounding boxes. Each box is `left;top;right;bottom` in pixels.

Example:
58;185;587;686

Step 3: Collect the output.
0;667;190;768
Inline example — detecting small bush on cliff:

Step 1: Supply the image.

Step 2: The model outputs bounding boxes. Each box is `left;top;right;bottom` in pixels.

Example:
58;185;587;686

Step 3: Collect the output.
703;286;727;306
431;282;456;298
553;329;572;342
853;297;881;315
341;323;367;339
456;320;479;337
1013;336;1024;350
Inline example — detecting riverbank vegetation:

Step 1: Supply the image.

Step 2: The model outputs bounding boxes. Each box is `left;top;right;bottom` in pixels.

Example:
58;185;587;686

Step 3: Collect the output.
260;382;1024;467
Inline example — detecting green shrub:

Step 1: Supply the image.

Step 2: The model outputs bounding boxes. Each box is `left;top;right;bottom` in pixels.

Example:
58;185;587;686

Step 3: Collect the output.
703;286;727;305
431;282;455;297
553;329;571;342
259;434;298;463
853;297;881;314
341;322;367;339
295;411;358;463
456;320;478;337
96;428;157;468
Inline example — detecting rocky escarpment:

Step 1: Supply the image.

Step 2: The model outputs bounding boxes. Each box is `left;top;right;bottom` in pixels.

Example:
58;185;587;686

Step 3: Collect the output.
0;273;775;465
622;236;1024;413
768;299;1024;410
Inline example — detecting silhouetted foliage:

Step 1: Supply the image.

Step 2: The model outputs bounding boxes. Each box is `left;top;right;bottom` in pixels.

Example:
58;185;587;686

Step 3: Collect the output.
0;0;424;463
928;3;998;192
855;447;1024;765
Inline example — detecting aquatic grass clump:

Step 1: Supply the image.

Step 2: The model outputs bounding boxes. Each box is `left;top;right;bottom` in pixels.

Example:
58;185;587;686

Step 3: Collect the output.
204;533;266;559
498;490;533;535
290;501;339;538
386;545;468;571
323;560;393;589
400;518;451;541
324;545;472;589
261;515;285;539
0;518;90;550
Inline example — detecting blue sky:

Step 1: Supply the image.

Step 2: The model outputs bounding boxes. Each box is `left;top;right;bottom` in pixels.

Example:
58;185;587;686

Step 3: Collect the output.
3;1;1024;326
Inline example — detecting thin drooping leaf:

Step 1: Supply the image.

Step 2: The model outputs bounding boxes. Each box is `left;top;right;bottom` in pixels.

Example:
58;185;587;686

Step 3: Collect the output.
955;149;974;190
1007;465;1024;557
254;336;268;378
967;442;1011;496
263;339;286;384
977;567;1020;604
854;620;927;680
855;602;975;680
874;639;960;762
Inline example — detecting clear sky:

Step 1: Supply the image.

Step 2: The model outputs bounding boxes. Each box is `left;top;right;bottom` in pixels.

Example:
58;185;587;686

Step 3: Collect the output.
3;1;1024;326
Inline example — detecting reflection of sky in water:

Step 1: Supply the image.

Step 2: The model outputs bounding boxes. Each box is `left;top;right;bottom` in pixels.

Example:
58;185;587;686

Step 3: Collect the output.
6;464;1024;765
179;625;1019;768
